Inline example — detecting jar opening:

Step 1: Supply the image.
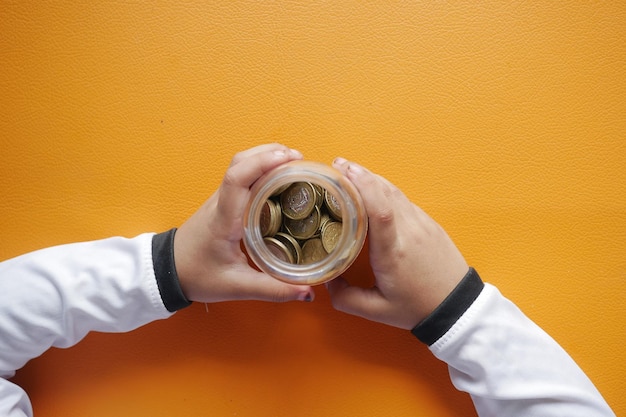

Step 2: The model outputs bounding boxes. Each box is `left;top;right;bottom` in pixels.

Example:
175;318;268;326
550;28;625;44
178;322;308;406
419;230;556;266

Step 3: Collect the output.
256;180;345;266
243;161;367;285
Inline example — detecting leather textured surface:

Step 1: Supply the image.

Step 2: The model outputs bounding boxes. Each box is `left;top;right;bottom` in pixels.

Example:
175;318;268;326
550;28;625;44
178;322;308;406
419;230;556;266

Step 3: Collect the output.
1;2;624;416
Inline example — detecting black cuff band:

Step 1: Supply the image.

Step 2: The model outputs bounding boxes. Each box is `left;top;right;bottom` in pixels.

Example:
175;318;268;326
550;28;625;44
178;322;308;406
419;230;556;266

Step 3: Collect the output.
152;228;192;312
411;267;484;346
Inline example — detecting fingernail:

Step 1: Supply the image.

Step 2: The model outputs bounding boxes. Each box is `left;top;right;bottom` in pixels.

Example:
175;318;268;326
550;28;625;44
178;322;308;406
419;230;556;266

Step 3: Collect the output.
333;157;348;167
333;158;349;173
347;162;364;177
298;291;314;302
290;148;303;159
273;149;287;158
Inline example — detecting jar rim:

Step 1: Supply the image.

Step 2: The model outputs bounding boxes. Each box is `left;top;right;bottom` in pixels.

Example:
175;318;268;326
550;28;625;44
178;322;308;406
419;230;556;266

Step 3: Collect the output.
243;160;368;285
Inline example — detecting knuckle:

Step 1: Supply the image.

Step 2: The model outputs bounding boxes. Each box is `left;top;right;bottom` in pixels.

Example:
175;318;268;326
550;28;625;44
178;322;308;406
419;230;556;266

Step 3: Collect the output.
375;206;395;224
229;151;245;167
221;169;238;188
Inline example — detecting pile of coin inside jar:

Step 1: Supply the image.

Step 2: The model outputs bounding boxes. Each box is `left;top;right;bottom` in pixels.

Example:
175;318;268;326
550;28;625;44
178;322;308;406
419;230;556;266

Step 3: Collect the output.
259;182;343;265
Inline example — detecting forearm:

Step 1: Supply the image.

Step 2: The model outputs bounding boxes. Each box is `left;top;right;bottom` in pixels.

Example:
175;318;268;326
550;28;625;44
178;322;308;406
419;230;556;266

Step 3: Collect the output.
413;269;615;417
0;233;179;416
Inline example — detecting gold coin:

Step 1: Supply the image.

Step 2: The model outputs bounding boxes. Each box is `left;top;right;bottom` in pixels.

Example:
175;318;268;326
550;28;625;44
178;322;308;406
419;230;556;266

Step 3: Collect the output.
280;182;316;220
274;232;303;264
284;206;321;240
301;238;328;264
312;183;324;208
321;221;342;253
269;199;282;235
259;199;282;237
318;211;331;233
324;189;342;221
263;237;294;264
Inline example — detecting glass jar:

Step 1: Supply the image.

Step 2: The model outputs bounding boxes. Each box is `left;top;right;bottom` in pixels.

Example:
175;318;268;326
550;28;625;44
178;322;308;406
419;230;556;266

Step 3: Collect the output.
243;160;368;285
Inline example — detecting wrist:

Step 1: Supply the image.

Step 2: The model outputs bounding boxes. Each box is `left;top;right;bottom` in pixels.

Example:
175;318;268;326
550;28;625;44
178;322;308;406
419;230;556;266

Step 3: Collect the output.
151;229;192;312
411;267;484;345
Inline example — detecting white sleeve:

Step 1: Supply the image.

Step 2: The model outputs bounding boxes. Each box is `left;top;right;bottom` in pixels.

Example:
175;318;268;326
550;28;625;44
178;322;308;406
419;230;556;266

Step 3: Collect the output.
430;283;615;417
0;233;173;417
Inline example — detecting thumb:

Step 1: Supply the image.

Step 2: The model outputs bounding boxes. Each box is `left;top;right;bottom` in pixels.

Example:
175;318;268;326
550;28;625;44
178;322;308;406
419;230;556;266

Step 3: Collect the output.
326;277;387;321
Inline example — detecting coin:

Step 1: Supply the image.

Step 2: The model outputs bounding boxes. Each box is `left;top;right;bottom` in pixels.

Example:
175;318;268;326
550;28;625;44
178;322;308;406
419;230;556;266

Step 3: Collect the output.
312;183;324;208
324;189;342;221
264;237;294;264
321;221;342;253
274;232;303;264
301;238;328;264
318;211;331;233
259;199;282;237
259;200;272;236
284;206;321;240
269;199;282;234
281;182;316;220
257;181;345;266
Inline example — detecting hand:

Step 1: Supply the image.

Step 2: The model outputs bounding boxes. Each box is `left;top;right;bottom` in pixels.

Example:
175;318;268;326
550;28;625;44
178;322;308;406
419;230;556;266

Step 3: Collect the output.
326;158;468;329
174;143;315;303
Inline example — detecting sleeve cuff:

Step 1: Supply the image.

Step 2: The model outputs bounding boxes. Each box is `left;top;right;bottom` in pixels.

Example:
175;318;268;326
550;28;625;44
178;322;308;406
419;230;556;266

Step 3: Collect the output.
151;228;192;312
411;267;484;345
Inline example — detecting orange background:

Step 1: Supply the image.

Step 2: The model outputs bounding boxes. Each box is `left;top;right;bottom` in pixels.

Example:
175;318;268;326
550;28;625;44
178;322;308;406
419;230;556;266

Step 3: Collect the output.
1;2;625;416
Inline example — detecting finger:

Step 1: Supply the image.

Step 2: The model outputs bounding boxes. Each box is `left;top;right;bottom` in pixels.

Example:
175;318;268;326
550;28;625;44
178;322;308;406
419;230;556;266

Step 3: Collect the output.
218;147;303;228
229;143;293;167
226;146;303;189
326;277;388;321
332;158;398;247
231;267;315;303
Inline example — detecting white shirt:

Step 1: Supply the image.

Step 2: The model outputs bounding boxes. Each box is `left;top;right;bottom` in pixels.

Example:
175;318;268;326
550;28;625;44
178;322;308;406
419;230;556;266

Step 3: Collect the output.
0;234;615;416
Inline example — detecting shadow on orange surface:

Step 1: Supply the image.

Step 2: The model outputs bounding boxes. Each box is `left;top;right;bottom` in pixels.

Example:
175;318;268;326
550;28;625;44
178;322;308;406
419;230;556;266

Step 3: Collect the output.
12;244;476;416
